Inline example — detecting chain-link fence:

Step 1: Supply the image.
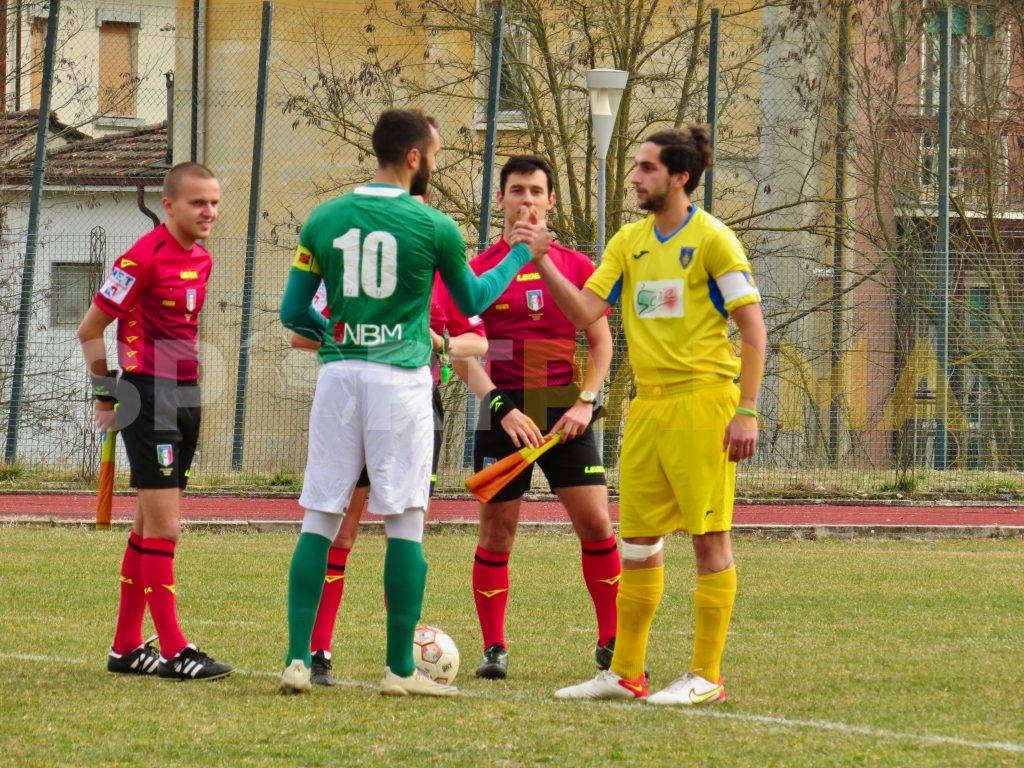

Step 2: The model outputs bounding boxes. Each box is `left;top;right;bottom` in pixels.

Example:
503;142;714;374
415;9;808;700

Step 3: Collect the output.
2;0;1023;499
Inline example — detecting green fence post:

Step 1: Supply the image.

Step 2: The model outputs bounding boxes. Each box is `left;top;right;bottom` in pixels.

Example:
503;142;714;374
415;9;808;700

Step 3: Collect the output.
5;0;61;463
828;0;850;466
464;8;505;468
934;5;950;470
703;8;720;214
476;8;505;253
231;0;273;470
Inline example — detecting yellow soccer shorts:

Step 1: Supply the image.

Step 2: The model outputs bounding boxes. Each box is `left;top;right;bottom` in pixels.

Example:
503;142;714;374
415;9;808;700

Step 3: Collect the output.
618;383;740;538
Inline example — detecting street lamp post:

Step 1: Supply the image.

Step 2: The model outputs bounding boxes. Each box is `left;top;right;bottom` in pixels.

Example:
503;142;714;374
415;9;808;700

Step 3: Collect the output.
586;69;629;260
585;68;628;462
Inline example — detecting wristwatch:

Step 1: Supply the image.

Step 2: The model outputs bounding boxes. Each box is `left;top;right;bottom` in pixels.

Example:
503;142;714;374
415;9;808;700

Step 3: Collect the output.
577;389;597;404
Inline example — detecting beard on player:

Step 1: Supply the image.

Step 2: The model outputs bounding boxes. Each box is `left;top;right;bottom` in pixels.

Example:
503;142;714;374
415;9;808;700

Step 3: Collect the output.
637;182;669;213
410;155;431;197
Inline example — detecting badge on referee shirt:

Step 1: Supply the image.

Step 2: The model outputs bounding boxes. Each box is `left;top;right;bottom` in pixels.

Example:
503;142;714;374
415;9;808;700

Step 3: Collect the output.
186;289;197;312
525;289;544;312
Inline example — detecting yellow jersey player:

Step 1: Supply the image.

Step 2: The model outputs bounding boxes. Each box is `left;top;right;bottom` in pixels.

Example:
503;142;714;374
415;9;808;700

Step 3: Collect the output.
517;125;766;705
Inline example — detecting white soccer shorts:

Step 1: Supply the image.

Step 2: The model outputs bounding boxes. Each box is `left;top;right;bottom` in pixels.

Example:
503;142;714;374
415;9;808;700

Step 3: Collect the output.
299;360;433;517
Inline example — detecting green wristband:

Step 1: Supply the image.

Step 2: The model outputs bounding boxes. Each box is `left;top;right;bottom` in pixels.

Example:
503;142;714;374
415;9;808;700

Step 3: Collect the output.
736;406;759;418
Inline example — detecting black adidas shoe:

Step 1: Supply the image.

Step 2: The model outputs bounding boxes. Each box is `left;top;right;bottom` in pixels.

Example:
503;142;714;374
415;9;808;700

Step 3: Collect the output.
107;636;160;676
310;650;337;686
157;645;233;681
475;643;509;680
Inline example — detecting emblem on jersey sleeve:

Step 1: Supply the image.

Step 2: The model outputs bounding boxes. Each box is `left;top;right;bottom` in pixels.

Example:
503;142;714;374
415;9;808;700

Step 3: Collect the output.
635;280;684;318
525;290;544;312
679;247;695;269
99;267;136;305
292;246;319;273
186;289;197;312
156;444;174;467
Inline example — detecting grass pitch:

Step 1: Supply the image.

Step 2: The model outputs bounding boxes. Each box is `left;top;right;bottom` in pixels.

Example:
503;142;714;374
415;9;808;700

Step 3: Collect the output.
1;527;1022;767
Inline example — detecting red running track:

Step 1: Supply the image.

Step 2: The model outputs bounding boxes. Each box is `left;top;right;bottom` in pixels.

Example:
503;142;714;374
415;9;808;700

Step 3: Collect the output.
1;493;1023;527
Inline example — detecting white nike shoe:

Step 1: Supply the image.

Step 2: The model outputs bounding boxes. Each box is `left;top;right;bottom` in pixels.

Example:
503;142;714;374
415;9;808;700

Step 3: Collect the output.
279;659;312;694
647;672;726;706
554;670;648;700
380;667;458;697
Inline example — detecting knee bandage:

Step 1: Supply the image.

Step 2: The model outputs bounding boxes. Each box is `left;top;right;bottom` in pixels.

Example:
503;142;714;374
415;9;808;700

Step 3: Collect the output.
383;507;426;543
621;538;663;562
300;508;344;541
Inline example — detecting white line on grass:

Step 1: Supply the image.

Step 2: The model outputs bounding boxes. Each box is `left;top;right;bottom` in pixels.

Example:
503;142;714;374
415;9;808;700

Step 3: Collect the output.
600;700;1024;755
0;652;1019;754
2;652;87;664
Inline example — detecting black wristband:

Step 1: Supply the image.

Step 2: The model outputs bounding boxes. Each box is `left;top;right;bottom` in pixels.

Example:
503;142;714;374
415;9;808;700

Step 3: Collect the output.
485;388;516;421
91;372;118;403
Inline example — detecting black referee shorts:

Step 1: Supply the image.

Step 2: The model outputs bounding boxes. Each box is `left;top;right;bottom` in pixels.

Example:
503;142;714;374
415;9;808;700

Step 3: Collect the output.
473;386;605;502
116;373;201;491
355;386;444;493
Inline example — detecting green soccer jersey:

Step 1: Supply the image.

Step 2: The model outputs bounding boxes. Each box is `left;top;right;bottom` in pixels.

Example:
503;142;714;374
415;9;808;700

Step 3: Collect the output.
284;183;523;369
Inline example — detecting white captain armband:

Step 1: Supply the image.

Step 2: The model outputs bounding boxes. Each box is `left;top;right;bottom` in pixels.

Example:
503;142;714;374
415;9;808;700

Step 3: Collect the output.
716;271;760;306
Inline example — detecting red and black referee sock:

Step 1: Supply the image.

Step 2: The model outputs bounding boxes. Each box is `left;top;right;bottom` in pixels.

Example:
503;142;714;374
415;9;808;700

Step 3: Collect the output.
140;537;188;660
111;530;146;654
472;546;511;651
310;546;350;654
581;535;621;646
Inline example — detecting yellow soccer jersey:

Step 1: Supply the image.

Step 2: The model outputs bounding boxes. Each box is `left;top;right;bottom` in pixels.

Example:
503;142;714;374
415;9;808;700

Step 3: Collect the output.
585;206;759;389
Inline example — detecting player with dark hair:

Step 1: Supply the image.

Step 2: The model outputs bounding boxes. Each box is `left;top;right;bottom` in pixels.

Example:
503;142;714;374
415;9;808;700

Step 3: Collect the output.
517;125;766;704
451;154;619;680
278;109;546;695
291;224;488;687
79;161;233;681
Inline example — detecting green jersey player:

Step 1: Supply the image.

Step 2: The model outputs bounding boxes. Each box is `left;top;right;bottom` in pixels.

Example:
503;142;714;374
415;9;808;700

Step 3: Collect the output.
278;109;543;695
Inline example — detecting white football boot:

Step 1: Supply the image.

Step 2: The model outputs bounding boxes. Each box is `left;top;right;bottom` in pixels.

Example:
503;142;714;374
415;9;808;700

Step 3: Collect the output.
554;670;648;700
647;672;726;706
279;659;312;694
380;667;458;697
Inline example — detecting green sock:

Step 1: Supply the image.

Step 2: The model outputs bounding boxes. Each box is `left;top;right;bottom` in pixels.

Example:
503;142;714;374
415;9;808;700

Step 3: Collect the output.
384;537;428;677
285;532;331;667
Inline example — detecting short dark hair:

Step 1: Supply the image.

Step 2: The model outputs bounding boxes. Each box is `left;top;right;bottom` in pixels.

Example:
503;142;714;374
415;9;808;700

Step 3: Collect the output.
645;124;713;194
372;109;435;168
162;162;216;199
499;154;554;195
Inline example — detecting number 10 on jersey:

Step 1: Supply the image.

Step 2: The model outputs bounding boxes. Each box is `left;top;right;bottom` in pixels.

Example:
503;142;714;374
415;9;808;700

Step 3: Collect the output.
332;228;398;299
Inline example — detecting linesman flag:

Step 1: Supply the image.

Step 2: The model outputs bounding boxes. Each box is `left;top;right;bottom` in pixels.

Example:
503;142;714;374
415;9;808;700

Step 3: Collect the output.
95;426;117;530
465;406;606;503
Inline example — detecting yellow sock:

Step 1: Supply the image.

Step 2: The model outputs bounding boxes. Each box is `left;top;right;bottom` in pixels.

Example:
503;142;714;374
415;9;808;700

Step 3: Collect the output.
609;566;664;680
690;565;737;683
688;565;737;684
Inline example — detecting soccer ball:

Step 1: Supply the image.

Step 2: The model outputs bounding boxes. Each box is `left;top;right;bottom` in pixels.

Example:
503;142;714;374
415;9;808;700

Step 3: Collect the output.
412;624;460;684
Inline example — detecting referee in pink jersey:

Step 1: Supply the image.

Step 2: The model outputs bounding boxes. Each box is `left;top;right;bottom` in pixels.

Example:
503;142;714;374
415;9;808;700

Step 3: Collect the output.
450;155;620;680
